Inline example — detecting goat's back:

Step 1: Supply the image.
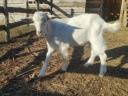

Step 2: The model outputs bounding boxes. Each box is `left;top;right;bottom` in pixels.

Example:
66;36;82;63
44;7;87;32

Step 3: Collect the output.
67;14;105;27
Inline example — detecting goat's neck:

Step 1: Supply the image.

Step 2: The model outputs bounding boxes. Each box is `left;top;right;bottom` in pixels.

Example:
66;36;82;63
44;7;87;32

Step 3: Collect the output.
43;21;52;39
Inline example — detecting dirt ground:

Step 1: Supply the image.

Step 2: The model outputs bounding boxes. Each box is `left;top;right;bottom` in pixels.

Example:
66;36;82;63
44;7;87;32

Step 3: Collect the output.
0;25;128;96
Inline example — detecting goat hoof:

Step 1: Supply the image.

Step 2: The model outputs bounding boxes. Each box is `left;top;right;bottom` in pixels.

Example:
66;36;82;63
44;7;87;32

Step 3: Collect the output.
61;65;68;72
38;71;45;77
99;68;107;77
61;67;68;72
99;74;104;77
84;63;92;67
61;69;67;72
99;71;106;77
38;74;45;78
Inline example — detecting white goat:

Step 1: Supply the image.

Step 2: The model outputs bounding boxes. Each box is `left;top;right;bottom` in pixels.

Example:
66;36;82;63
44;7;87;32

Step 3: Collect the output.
33;11;120;77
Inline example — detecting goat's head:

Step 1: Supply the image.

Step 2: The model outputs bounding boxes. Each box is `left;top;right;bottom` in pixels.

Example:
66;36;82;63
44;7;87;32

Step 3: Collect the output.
33;11;49;37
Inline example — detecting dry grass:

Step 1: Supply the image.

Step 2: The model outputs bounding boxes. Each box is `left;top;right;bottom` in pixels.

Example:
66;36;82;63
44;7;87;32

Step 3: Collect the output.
0;26;128;96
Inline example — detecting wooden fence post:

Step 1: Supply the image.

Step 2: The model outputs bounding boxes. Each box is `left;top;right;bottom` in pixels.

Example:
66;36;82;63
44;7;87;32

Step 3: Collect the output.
36;0;40;11
120;0;128;27
100;0;104;17
120;0;124;22
26;0;29;18
71;8;74;17
26;0;30;27
50;0;53;15
3;0;10;42
85;0;86;13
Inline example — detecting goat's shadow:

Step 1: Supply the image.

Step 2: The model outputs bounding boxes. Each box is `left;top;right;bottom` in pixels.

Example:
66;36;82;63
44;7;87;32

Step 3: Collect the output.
106;46;128;68
67;45;128;79
106;46;128;78
30;45;128;80
0;38;128;95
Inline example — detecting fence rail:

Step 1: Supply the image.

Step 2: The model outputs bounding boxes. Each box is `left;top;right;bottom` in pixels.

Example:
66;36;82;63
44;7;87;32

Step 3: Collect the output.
0;19;33;31
0;0;121;42
0;6;50;13
0;0;53;42
0;0;77;42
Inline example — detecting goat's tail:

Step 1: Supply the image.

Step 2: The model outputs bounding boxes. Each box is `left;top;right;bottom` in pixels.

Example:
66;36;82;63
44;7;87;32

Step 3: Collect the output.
104;21;120;32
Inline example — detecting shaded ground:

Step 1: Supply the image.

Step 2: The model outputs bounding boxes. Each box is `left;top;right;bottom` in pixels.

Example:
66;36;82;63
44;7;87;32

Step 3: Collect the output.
0;26;128;96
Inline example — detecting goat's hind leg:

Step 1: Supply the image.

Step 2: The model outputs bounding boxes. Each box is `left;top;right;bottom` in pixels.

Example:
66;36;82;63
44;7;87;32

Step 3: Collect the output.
91;39;107;77
39;42;54;77
84;49;96;67
99;52;107;77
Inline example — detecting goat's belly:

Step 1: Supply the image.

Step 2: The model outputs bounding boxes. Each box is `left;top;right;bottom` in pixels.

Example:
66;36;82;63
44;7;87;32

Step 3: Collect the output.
72;31;88;46
73;38;87;46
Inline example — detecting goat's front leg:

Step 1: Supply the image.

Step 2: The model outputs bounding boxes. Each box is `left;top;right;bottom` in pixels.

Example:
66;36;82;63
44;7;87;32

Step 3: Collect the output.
39;43;54;77
59;45;69;71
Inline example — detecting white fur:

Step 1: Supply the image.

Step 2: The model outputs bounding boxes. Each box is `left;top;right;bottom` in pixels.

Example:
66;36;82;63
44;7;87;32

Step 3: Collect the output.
33;11;120;77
